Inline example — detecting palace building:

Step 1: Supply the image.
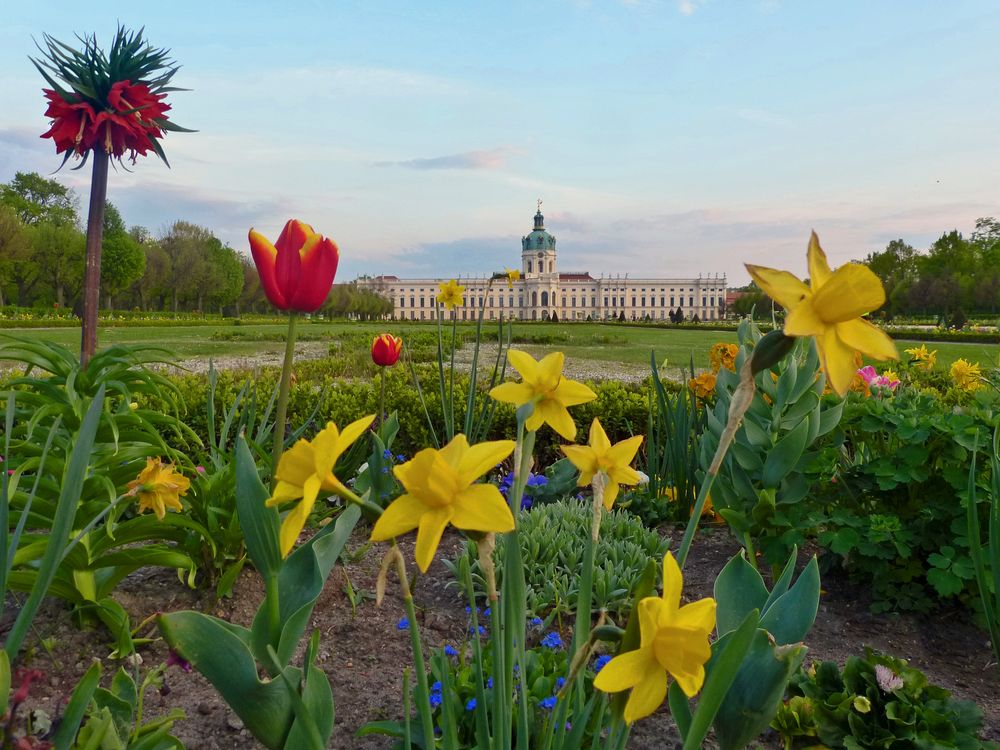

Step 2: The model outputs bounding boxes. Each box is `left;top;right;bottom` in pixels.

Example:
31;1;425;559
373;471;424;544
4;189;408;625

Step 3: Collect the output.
355;205;727;322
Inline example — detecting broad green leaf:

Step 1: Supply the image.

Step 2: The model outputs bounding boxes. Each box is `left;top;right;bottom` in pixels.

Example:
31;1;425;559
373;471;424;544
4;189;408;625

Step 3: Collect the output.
713;551;768;636
234;436;281;579
761;419;810;488
759;556;820;645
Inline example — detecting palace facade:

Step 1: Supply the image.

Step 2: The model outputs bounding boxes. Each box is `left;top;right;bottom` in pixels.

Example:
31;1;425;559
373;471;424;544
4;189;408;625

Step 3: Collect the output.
355;207;726;322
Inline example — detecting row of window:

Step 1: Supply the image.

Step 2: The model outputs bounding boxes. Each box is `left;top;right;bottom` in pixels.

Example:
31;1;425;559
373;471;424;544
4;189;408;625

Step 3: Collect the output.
395;308;721;321
398;293;719;309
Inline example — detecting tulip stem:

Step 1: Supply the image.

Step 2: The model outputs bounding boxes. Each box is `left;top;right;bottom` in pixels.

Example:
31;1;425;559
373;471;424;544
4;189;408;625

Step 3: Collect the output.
379;365;387;426
271;312;299;485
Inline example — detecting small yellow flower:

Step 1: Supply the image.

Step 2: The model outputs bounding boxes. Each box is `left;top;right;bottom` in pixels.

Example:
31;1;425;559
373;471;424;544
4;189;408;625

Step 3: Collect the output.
708;343;739;373
127;458;191;520
593;552;716;722
129;401;139;410
853;695;872;713
746;232;897;396
662;486;718;520
688;371;717;400
370;435;516;572
950;358;983;392
436;279;465;310
489;350;596;440
504;268;521;288
561;418;643;509
904;344;937;370
266;415;375;557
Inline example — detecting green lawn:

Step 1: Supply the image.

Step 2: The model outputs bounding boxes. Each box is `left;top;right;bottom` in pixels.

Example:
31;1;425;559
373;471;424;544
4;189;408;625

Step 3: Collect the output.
1;321;995;372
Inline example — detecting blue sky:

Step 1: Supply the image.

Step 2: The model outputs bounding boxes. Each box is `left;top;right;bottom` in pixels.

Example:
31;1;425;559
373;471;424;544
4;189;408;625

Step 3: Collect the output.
1;1;998;286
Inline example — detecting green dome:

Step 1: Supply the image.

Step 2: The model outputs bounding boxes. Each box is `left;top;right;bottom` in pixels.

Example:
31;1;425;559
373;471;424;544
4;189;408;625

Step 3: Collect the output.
522;209;556;251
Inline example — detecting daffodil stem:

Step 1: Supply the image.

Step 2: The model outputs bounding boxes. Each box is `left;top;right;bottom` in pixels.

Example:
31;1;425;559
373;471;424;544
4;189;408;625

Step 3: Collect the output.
677;357;754;569
393;551;436;750
271;311;299;485
449;314;457;439
572;474;604;665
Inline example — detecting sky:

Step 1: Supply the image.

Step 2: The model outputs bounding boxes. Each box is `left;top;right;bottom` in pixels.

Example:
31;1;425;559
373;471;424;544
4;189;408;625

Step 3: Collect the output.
1;1;998;287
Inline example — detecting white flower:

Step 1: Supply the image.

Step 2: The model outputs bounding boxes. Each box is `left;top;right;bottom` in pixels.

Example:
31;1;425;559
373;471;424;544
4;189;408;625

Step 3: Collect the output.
875;664;903;692
635;470;650;485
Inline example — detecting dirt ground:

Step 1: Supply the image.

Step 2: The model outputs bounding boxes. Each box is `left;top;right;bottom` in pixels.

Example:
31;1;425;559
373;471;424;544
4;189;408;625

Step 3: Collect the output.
5;523;999;749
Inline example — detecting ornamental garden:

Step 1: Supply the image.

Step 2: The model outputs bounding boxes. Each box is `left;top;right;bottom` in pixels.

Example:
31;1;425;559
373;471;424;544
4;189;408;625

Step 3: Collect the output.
1;26;999;750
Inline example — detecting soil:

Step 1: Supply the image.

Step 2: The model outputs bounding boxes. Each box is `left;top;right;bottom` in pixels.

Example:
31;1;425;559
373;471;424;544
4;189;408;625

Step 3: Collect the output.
5;524;999;749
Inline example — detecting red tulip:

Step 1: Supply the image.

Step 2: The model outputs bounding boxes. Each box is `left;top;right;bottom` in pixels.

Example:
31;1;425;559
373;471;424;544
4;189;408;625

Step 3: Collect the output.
371;334;403;367
249;219;339;313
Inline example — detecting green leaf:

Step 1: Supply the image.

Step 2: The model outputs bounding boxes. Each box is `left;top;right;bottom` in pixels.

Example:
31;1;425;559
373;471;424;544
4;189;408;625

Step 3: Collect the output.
759;556;820;645
234;436;281;579
52;661;102;750
713;550;768;637
683;608;760;750
158;611;296;749
761;419;810;488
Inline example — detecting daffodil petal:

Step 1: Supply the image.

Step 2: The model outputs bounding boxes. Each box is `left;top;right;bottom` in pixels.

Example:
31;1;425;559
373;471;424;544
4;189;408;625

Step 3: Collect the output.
456;439;515;483
674;598;717;633
744;265;809;310
337;414;377;454
592;648;650;693
275;439;316;485
524;408;546;433
451;484;515;533
589;419;612;453
661;553;683;615
310;422;342;475
535;351;565;389
623;664;668;723
369;493;426;540
439;434;470;468
836;318;898;362
606;435;643;466
638;596;666;648
561;444;599;478
810;263;885;323
784;299;826;338
551;378;597;407
265;480;303;508
806;231;833;290
654;626;711;698
820;327;858;397
506;349;540;384
607;465;640;488
603;480;619;510
414;508;452;573
489;381;534;405
537;400;577;440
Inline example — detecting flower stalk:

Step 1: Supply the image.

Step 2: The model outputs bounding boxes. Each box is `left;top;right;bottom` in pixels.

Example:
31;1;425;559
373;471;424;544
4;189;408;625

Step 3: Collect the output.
80;149;109;365
271;312;299;482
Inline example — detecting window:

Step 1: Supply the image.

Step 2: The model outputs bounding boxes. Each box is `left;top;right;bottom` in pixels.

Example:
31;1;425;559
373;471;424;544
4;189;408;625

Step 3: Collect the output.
541;291;549;306
532;291;538;306
571;297;577;308
420;297;425;308
549;261;553;273
420;311;425;320
641;297;646;307
510;295;515;307
528;260;532;273
670;296;675;306
499;296;504;308
591;296;596;307
561;296;566;307
410;296;415;308
630;296;636;307
610;296;615;307
689;297;694;307
660;296;665;306
399;297;405;308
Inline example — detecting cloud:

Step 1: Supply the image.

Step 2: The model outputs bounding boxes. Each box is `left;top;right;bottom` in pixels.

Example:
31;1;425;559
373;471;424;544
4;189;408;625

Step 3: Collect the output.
377;147;518;171
677;0;699;15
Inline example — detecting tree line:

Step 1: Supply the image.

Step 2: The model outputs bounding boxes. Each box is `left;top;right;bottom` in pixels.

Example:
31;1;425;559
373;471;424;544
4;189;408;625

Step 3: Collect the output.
729;217;1000;323
0;171;392;318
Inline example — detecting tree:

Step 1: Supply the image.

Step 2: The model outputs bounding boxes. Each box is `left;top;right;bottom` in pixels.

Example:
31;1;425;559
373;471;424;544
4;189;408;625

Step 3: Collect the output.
101;233;145;309
205;243;245;314
862;239;917;319
29;221;85;307
0;172;79;227
0;206;30;306
159;221;217;312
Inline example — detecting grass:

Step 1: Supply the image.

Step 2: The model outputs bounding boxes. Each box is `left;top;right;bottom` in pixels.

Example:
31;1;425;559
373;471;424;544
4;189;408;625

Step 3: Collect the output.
1;320;997;373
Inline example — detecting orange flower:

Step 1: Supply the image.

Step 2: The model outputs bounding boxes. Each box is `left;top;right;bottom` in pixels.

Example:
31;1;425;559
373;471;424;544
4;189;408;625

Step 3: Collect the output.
371;334;403;367
127;458;190;520
688;371;716;400
709;343;739;373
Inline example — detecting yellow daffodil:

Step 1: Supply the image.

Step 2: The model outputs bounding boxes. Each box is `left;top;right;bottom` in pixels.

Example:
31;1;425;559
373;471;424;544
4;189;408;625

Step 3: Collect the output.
950;358;983;392
594;552;716;722
904;344;937;370
504;268;521;288
561;418;643;509
266;415;375;557
688;371;716;400
127;458;190;520
708;342;739;373
489;350;596;440
436;279;465;310
370;435;515;572
745;232;897;396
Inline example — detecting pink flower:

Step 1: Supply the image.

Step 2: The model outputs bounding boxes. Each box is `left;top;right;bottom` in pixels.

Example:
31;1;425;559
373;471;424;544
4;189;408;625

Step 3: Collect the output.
857;366;879;385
